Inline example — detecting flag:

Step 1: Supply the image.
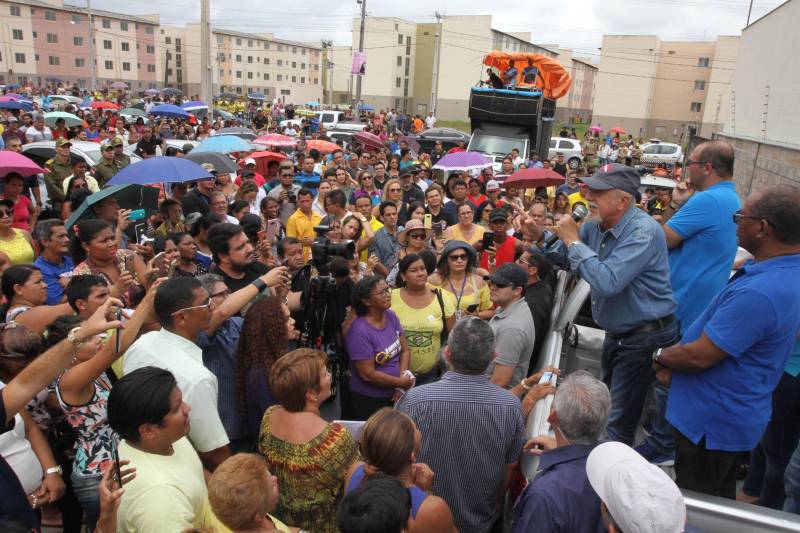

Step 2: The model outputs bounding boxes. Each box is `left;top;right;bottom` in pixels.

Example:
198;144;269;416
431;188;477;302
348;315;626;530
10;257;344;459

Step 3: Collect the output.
352;52;367;75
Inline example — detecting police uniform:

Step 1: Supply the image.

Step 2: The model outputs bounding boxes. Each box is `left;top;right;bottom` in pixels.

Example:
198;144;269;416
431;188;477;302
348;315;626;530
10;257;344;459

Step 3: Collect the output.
94;157;119;188
44;156;73;209
114;152;131;170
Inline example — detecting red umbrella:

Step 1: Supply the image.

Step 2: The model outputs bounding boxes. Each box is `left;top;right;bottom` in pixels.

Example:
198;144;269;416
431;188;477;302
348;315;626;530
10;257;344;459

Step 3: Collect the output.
245;150;288;177
90;101;119;110
610;127;626;134
253;134;297;148
504;168;565;189
0;151;45;177
353;131;384;152
305;139;340;154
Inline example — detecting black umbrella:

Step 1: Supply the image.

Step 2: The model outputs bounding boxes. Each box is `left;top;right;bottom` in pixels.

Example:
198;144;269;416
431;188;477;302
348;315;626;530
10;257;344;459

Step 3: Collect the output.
183;151;237;174
215;127;256;140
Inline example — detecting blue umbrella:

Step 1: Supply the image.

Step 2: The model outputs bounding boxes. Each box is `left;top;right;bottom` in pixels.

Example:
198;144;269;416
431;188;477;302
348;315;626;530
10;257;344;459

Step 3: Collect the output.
161;87;183;96
193;135;252;154
181;101;207;109
0;100;31;111
358;104;375;111
150;104;190;119
248;92;266;100
107;156;213;186
306;101;319;107
5;84;20;89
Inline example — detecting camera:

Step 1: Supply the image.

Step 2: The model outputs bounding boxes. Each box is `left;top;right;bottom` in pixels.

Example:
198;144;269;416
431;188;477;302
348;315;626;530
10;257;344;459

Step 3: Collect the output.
311;236;355;272
287;193;297;204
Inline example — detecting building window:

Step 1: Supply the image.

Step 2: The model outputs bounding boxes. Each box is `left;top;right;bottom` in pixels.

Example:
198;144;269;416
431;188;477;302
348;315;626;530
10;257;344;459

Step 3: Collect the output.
102;19;110;28
236;38;242;46
217;35;224;44
48;56;60;66
123;62;131;71
120;22;128;31
302;48;306;55
292;46;297;54
697;57;710;67
219;69;223;76
301;62;305;69
277;59;283;66
265;42;270;49
71;15;81;23
121;42;129;52
292;61;296;68
247;56;253;63
145;26;154;34
236;54;242;62
34;54;39;61
165;36;171;45
10;5;20;16
694;80;706;90
11;29;22;40
104;60;113;69
14;53;25;64
236;71;242;78
690;102;702;112
75;58;85;67
291;76;296;82
248;39;253;47
247;72;253;79
397;56;402;66
398;34;403;45
166;68;172;76
405;57;410;76
146;45;155;54
396;77;401;88
147;64;155;72
406;36;411;55
103;40;112;49
277;44;283;52
45;10;56;21
313;78;318;84
277;74;283;81
265;73;270;80
265;58;270;65
74;36;84;46
301;76;305;84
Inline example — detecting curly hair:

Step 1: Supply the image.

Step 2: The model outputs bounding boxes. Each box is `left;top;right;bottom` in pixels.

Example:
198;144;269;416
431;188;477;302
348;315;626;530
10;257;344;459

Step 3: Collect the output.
235;296;289;413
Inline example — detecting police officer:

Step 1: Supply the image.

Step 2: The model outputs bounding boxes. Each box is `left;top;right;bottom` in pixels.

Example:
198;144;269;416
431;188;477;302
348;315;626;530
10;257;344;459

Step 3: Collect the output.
113;136;131;170
95;141;119;188
44;138;74;212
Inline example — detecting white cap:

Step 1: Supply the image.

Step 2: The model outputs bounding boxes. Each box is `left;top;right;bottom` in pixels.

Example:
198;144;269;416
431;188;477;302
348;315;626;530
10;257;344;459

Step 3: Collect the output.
586;442;685;533
244;157;256;166
486;179;501;191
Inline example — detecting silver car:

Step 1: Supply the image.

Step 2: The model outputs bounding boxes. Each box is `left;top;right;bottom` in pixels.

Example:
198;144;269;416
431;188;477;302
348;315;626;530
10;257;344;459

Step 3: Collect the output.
548;137;583;169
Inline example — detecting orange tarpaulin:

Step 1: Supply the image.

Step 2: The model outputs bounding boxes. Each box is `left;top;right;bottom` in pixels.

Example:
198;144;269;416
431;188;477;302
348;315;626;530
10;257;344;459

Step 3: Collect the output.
483;51;572;100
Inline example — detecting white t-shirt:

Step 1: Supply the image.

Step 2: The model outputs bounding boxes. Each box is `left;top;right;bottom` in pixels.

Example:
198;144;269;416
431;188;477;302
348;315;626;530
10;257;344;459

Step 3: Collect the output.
116;437;208;533
26;126;53;143
425;115;436;129
0;383;42;494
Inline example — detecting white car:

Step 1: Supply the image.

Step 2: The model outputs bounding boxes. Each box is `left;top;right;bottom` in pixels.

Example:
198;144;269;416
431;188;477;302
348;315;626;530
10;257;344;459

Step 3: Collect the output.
548;137;583;169
640;142;683;170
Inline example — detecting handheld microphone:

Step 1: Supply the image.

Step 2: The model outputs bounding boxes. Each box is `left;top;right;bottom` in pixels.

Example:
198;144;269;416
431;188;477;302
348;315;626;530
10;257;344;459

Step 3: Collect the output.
543;203;589;247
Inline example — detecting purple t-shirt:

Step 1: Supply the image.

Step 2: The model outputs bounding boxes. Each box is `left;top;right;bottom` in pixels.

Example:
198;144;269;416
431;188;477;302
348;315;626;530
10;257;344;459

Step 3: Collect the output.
346;311;404;398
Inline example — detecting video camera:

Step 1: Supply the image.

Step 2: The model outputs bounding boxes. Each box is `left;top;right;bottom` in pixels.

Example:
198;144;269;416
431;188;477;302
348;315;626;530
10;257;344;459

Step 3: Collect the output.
310;225;356;275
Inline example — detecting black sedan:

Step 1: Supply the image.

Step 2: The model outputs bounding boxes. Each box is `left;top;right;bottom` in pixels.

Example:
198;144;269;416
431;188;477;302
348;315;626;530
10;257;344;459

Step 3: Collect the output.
409;128;471;152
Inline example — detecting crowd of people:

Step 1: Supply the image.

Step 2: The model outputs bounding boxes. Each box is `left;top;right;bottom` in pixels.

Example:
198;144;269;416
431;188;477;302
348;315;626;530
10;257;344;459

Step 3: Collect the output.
0;82;798;533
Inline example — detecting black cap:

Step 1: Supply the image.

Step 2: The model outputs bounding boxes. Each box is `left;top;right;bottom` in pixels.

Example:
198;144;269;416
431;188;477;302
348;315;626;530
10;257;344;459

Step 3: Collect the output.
485;263;527;289
489;207;508;222
580;163;641;197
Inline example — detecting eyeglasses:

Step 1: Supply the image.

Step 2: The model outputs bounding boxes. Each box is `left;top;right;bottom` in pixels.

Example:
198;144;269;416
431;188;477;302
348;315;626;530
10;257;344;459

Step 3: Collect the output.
732;209;771;226
171;297;212;316
448;253;468;261
370;286;391;297
388;188;401;192
408;232;427;240
685;159;707;167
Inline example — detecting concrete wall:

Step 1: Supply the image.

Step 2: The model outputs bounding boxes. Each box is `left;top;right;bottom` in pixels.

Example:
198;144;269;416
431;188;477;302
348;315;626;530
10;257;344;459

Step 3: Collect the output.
715;132;800;198
727;1;800;145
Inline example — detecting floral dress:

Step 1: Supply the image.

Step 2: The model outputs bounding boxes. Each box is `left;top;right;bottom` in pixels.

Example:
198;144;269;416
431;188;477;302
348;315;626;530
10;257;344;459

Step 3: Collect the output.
56;372;118;479
72;249;144;308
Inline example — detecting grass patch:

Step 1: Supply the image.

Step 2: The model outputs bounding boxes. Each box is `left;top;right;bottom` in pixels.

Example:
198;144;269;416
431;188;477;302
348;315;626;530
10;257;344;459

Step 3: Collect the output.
438;119;471;133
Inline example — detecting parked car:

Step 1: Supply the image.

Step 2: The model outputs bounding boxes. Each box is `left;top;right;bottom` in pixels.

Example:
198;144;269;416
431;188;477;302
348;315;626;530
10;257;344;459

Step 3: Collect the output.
280;110;366;133
409;127;471;152
640;141;683;170
520;270;800;532
124;139;197;157
548;137;583;169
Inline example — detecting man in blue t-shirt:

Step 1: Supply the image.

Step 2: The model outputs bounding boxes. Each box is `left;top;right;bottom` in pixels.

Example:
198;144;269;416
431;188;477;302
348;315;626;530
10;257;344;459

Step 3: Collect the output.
653;184;800;499
33;219;74;305
503;60;519;89
636;141;741;464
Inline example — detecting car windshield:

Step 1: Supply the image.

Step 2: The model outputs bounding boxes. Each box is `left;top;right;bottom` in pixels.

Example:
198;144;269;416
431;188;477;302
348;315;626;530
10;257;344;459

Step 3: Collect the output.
643;145;661;154
468;133;525;157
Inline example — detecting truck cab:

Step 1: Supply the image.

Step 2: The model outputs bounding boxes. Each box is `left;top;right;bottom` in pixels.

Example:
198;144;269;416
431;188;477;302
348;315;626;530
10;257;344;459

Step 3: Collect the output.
467;86;555;172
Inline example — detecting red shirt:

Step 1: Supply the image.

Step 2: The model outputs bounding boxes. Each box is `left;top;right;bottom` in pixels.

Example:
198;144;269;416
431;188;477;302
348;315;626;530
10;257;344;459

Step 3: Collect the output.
480;235;517;270
5;195;32;231
235;171;266;187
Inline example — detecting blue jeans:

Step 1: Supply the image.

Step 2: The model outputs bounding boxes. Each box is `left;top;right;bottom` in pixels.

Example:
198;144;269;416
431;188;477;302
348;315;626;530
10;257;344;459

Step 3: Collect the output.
71;472;100;532
602;322;679;445
645;377;676;454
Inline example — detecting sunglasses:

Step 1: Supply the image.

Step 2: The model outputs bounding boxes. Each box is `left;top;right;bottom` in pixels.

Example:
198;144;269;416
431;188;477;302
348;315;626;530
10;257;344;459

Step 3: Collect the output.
388;188;401;192
448;253;468;261
408;232;427;240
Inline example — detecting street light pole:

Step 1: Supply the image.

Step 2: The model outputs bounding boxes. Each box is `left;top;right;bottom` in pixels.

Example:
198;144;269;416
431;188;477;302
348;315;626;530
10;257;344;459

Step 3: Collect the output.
87;0;97;91
430;11;443;115
353;0;366;107
200;0;213;114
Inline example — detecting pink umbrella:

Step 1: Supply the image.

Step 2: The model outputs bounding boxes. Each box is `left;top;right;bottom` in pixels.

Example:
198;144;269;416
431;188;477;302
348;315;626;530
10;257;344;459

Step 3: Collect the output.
0;151;45;177
589;125;603;133
253;134;297;148
0;94;22;101
504;168;565;189
353;131;384;152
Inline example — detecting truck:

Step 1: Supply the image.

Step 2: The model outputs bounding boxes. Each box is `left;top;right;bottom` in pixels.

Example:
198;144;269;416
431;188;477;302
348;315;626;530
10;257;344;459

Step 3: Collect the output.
280;110;366;134
467;52;572;172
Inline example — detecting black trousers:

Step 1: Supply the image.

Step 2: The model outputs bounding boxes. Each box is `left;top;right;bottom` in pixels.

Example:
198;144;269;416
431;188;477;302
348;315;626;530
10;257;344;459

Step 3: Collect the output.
675;431;748;499
348;390;393;421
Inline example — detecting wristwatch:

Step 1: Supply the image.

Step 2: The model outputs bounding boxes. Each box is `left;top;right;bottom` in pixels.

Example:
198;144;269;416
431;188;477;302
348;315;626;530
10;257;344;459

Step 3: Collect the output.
67;327;87;349
46;466;63;476
652;347;663;363
251;278;268;292
669;200;681;211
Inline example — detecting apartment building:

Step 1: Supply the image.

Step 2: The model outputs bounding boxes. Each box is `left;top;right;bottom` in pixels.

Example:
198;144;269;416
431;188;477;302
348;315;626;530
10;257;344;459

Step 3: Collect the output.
544;46;598;124
0;0;161;89
592;34;738;142
161;25;323;104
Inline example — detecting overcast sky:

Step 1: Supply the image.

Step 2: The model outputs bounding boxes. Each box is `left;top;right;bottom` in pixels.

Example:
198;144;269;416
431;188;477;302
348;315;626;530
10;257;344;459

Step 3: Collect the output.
86;0;783;61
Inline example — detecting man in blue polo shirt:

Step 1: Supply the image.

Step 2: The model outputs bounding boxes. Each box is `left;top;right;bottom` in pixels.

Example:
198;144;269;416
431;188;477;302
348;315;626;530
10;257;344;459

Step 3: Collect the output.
33;219;74;305
637;140;741;464
654;184;800;499
294;155;321;195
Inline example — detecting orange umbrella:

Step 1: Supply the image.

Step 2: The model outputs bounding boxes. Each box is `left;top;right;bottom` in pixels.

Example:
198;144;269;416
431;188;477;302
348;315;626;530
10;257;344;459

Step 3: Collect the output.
482;51;572;100
245;150;288;177
610;127;626;134
305;139;340;154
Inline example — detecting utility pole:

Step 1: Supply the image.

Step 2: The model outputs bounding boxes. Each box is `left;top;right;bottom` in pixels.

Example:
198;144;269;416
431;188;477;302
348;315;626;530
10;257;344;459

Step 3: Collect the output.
430;11;443;115
746;0;755;25
87;0;97;91
321;39;333;107
353;0;366;107
200;0;213;113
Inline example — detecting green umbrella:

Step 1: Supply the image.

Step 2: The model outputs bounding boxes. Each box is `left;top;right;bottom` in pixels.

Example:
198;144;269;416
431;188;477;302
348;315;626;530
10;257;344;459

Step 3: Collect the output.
120;107;149;118
65;184;160;234
43;111;83;128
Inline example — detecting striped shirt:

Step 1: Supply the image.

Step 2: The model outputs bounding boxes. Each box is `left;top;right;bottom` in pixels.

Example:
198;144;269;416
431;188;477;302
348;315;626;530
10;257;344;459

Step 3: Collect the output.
396;372;525;533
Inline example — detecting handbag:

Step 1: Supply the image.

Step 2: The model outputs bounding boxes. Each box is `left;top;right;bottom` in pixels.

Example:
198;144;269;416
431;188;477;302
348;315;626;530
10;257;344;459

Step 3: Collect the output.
434;288;449;378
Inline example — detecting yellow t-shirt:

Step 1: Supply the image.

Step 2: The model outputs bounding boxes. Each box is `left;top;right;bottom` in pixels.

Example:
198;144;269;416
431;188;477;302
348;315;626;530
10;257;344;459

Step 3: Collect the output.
360;217;384;262
568;191;588;210
434;274;492;314
391;288;456;374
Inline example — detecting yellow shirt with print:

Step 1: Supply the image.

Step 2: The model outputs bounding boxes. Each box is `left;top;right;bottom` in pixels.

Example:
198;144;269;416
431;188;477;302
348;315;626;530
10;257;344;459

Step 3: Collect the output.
285;208;322;262
391;288;456;375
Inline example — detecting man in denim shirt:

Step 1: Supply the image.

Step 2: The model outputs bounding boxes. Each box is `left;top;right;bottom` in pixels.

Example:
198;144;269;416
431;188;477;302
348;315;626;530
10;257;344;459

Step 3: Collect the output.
532;163;677;445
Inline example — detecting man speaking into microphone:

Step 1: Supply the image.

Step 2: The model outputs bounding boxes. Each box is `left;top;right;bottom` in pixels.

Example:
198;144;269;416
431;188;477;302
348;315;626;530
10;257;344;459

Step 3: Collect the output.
531;163;677;445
